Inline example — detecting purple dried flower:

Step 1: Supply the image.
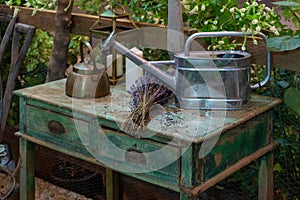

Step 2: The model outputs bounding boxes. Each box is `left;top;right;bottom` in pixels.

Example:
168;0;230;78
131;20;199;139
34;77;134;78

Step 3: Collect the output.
122;75;173;137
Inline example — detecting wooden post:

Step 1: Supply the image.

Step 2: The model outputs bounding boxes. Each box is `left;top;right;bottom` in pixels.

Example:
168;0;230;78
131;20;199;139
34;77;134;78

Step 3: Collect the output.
167;0;184;52
19;137;35;200
258;152;275;200
106;168;119;200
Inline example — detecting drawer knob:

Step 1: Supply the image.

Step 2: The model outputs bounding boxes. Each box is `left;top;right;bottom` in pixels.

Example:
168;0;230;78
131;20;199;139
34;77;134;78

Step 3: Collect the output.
125;149;146;165
48;120;65;134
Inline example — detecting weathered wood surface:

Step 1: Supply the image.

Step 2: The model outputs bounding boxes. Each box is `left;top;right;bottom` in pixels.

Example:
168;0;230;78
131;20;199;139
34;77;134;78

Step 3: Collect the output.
0;15;16;142
19;138;35;200
14;79;282;143
182;141;278;197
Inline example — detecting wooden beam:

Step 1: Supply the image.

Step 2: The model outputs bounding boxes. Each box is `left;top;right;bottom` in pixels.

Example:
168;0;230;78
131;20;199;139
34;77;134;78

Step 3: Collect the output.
0;5;165;36
0;5;56;34
272;49;300;72
0;5;197;36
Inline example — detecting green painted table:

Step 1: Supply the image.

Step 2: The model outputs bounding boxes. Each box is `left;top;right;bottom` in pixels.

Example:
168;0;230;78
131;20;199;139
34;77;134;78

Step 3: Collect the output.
14;79;281;200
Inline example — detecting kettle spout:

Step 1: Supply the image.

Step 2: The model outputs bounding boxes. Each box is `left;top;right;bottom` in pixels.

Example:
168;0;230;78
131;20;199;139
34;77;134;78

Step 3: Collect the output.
112;41;176;91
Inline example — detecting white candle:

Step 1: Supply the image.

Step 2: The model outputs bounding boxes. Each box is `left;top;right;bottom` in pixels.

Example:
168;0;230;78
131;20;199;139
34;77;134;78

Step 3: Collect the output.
106;54;123;77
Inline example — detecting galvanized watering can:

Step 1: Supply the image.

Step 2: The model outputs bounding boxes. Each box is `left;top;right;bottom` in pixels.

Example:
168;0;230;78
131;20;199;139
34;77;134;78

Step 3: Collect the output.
104;31;271;110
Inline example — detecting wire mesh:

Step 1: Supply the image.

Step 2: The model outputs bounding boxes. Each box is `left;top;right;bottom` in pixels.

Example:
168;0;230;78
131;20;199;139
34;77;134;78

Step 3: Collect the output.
33;145;263;200
204;69;300;200
34;146;106;199
272;70;300;200
215;162;259;200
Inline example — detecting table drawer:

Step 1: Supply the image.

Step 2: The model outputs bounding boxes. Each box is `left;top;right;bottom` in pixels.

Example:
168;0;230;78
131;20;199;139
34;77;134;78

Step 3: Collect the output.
25;105;89;150
25;105;181;189
85;127;181;188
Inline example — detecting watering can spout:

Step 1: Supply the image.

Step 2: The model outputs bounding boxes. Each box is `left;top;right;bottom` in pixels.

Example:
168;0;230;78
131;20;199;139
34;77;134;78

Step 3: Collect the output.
103;32;176;91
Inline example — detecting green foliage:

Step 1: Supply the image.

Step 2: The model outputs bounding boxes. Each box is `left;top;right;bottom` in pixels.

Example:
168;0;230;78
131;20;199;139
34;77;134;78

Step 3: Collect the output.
273;0;300;29
74;0;168;25
74;0;284;51
127;0;168;24
74;0;103;15
267;34;300;51
284;87;300;114
2;0;23;6
182;0;238;30
23;29;52;72
142;48;170;61
266;1;300;51
183;0;283;50
68;34;89;64
5;0;56;15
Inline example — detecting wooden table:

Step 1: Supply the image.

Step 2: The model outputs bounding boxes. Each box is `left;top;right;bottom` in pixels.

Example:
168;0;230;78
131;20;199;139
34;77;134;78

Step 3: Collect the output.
14;79;281;200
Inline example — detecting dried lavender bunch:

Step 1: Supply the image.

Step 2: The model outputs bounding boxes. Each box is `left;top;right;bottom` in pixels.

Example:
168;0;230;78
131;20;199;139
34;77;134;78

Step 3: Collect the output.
122;75;173;137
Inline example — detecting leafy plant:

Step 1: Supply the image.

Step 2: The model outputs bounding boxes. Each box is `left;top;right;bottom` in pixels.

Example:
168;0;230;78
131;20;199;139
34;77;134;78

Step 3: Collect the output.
74;0;168;25
275;0;300;29
23;29;52;73
183;0;283;50
267;0;300;51
5;0;57;15
75;0;284;51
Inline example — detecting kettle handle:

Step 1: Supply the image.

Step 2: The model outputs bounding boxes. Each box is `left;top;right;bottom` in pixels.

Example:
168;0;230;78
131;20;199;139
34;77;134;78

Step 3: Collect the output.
80;41;93;62
80;41;100;72
184;31;271;89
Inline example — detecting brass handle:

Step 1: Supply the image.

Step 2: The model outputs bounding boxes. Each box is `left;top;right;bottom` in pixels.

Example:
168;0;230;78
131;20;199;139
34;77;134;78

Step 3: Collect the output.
48;120;65;134
125;149;146;165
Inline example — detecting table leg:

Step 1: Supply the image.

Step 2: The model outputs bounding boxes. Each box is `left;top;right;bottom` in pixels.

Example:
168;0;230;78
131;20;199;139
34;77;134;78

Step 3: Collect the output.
180;192;198;200
258;151;274;200
19;138;35;200
106;168;119;200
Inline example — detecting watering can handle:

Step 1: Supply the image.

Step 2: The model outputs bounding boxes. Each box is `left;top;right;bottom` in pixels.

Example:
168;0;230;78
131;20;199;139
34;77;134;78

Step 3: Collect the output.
184;31;271;89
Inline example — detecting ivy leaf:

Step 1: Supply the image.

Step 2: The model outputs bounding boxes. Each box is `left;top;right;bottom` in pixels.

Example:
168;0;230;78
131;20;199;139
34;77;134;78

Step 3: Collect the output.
273;1;300;7
284;87;300;115
274;163;283;172
276;138;291;146
267;35;300;51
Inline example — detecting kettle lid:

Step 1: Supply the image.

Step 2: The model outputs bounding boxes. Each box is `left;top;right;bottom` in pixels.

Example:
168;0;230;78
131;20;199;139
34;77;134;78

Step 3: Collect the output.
73;41;106;75
73;62;105;75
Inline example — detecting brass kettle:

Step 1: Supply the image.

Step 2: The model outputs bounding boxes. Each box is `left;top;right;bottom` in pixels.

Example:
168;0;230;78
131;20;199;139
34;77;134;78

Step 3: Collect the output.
65;41;110;98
